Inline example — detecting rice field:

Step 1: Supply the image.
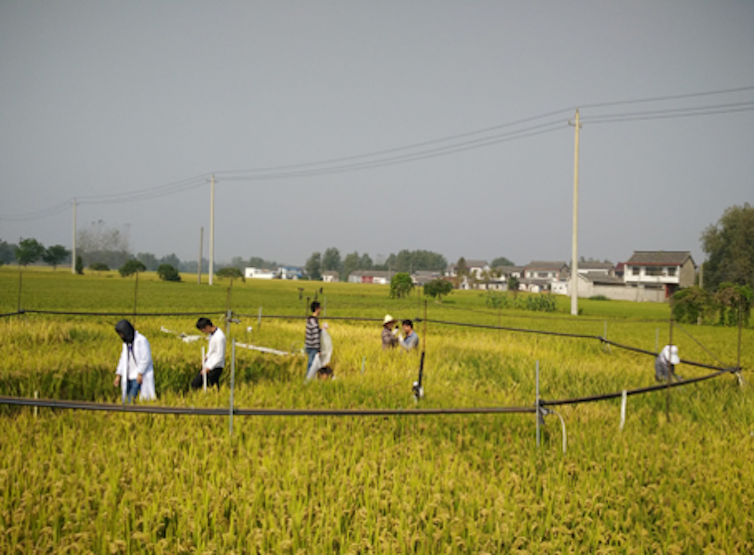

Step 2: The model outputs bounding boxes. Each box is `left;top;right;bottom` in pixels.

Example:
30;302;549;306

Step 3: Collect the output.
1;267;753;553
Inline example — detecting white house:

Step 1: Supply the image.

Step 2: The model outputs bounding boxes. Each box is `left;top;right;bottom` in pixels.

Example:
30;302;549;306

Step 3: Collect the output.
322;271;340;283
278;266;303;280
623;251;696;301
348;270;392;285
244;267;276;280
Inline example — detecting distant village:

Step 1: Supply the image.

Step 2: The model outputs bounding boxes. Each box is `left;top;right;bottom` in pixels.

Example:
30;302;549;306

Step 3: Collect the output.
245;250;697;304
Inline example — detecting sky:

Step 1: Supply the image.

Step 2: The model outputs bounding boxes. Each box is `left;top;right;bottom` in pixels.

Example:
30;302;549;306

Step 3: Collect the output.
1;1;753;268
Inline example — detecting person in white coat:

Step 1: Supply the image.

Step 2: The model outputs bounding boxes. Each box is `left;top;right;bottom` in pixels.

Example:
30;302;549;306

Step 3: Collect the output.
113;319;156;403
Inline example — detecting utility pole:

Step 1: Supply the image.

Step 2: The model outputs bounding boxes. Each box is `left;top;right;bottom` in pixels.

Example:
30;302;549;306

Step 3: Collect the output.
209;174;215;286
569;109;581;316
71;199;77;274
198;226;203;285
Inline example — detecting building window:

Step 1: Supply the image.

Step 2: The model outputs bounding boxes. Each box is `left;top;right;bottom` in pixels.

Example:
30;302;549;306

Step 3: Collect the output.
631;266;640;276
645;266;663;276
667;267;677;277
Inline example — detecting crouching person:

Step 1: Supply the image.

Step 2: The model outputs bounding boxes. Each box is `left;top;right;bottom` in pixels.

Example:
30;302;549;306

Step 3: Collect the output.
655;344;683;383
114;319;156;403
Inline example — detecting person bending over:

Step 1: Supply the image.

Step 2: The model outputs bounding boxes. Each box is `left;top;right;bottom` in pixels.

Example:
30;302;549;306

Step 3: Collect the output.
192;317;226;389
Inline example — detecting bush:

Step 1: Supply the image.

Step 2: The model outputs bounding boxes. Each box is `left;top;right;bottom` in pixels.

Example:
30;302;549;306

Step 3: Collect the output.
89;263;110;272
75;256;84;275
157;264;181;282
672;286;715;324
589;295;610;301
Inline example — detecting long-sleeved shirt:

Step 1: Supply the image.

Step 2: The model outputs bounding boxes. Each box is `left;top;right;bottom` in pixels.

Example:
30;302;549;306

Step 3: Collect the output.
382;327;398;349
400;331;419;352
116;331;156;400
305;316;321;350
204;327;226;369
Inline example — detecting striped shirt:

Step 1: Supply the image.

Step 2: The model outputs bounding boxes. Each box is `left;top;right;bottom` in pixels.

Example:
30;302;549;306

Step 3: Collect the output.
305;316;321;350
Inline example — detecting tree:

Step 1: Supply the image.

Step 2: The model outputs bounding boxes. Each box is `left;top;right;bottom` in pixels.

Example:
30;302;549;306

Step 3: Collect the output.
0;239;17;265
216;266;244;281
491;256;515;268
424;278;454;300
42;245;70;270
75;256;84;275
157;264;181;282
714;283;752;327
322;247;342;273
701;203;754;291
456;257;468;277
305;252;322;280
15;238;45;266
119;259;146;277
390;272;414;299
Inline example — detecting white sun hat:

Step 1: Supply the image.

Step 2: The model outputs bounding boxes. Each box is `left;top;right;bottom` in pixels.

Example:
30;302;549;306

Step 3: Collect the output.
662;345;680;365
383;314;396;326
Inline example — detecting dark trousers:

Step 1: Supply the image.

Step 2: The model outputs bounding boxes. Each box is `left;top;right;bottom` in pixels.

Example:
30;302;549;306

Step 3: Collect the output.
191;367;223;390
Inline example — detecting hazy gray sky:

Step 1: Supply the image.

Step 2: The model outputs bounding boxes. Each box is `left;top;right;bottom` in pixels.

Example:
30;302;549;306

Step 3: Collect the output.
1;1;752;267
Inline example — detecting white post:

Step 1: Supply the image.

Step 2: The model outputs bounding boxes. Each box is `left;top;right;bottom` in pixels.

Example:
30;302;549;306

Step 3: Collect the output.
620;389;627;431
202;346;207;392
569;109;581;316
534;361;539;447
209;174;215;286
71;199;77;274
258;306;262;329
229;339;236;436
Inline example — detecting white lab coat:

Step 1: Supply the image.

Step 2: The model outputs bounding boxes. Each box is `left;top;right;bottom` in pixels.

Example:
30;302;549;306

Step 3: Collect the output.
116;331;156;401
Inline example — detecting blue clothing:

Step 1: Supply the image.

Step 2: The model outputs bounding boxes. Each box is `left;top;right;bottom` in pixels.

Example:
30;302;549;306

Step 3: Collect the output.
125;379;141;404
306;347;319;376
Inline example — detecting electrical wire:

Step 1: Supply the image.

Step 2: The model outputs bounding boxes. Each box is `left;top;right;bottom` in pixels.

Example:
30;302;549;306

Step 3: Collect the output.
2;85;752;220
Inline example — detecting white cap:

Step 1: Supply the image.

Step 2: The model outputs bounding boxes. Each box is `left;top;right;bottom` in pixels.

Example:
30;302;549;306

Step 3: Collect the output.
662;345;680;365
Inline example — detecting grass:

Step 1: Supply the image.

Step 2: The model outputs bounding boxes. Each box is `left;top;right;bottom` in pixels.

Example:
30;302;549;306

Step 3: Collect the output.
1;266;753;552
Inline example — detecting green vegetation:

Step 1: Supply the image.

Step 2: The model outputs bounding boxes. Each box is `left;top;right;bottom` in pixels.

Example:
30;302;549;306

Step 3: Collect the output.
119;259;147;277
389;272;413;299
424;278;454;300
157;263;181;282
1;267;752;552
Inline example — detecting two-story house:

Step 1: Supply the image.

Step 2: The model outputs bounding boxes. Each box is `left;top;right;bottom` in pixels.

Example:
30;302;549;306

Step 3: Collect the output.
624;251;696;301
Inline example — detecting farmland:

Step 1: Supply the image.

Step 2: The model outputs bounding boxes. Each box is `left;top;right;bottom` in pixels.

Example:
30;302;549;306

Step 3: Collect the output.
1;267;753;553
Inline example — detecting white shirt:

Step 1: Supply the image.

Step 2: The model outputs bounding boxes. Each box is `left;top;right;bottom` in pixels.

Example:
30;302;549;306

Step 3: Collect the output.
205;327;226;370
116;331;156;401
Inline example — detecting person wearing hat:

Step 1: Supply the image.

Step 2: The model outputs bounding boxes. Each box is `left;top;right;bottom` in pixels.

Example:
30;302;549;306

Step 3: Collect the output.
113;319;156;403
655;344;683;382
381;314;399;350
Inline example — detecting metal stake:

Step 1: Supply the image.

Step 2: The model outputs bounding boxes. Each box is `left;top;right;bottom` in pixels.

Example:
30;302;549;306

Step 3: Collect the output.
229;339;236;436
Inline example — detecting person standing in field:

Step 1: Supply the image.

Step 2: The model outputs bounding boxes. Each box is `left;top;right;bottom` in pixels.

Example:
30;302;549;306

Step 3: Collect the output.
113;319;156;402
655;344;683;382
305;301;322;377
191;317;226;390
381;314;399;349
398;319;420;352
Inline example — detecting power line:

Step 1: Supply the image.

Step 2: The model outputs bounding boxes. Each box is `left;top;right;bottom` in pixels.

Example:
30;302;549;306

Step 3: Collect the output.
2;85;752;220
581;101;754;125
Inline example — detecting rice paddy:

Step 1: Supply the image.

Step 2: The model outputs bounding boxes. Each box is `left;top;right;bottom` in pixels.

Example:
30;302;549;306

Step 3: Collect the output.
1;267;752;553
